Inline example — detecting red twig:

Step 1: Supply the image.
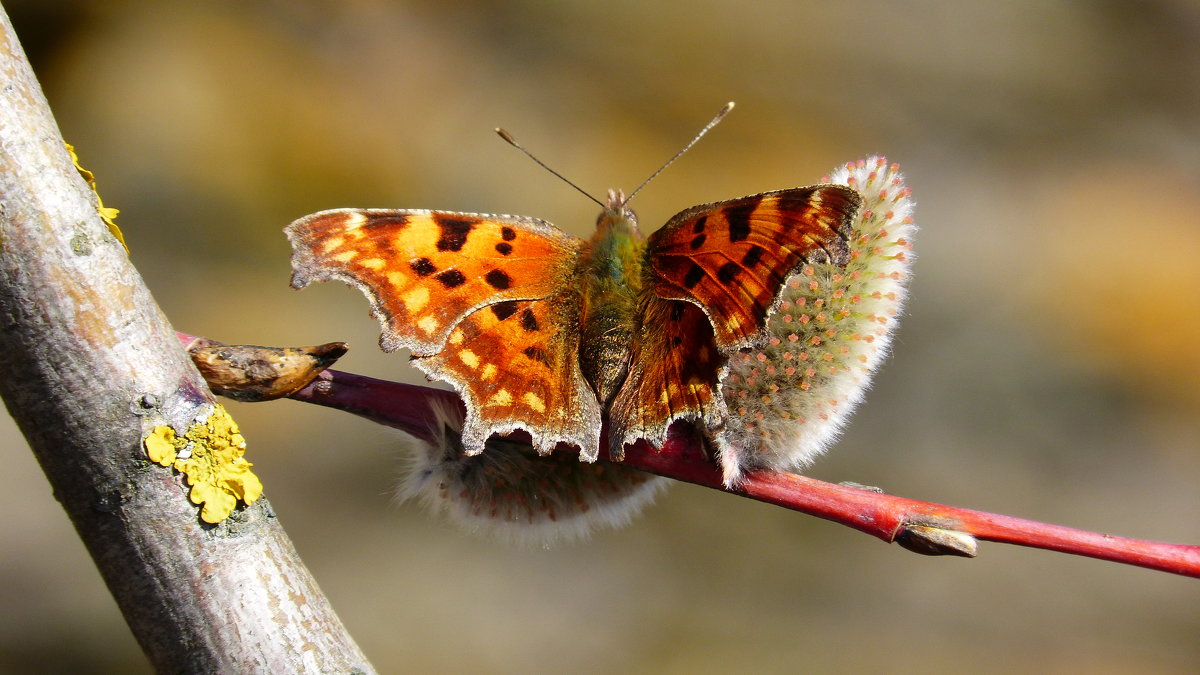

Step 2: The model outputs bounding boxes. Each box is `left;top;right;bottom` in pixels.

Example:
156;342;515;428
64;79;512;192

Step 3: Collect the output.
622;445;1200;575
179;332;1200;577
274;360;1200;578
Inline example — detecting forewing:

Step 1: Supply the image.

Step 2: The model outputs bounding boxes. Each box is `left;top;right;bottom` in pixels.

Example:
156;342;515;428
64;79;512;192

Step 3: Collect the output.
286;208;600;456
646;185;861;350
286;209;581;354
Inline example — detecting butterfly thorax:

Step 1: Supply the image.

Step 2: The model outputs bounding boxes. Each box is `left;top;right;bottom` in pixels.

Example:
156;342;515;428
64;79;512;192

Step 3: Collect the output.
577;191;649;406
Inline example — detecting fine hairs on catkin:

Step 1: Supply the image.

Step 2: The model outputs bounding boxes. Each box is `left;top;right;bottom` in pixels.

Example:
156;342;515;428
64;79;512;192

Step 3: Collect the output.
717;157;917;485
396;397;667;546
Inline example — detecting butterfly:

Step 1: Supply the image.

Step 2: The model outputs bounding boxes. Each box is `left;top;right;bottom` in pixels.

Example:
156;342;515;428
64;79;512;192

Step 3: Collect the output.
287;185;858;456
285;108;861;481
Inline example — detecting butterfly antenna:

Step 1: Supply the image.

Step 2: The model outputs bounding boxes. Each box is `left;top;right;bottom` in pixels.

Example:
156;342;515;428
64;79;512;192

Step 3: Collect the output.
624;101;735;205
495;128;605;208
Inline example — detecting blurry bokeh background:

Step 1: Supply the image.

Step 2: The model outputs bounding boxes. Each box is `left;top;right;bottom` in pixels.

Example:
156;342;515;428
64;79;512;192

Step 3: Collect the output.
3;1;1199;672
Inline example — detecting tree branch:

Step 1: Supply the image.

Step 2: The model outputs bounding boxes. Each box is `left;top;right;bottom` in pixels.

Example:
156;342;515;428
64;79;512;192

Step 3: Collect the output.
286;365;1200;578
0;6;373;672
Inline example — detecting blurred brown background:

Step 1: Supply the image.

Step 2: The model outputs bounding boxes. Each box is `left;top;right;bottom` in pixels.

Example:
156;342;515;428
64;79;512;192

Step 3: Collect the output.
3;1;1199;672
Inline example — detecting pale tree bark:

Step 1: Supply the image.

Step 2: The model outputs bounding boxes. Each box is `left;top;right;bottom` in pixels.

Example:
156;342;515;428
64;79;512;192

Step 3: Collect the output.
0;5;373;673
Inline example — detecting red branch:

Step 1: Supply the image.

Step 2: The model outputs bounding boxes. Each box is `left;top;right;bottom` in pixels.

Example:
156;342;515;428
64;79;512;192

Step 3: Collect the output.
275;361;1200;578
177;326;1200;577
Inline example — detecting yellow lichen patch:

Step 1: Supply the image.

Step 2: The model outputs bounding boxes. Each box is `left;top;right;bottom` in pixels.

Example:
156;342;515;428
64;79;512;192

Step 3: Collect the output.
66;142;126;252
141;404;263;524
143;426;178;466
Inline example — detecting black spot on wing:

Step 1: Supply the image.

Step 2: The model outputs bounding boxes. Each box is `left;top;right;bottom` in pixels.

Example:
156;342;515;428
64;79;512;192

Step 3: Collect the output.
768;192;825;228
501;226;517;241
690;233;707;250
436;269;466;288
410;258;436;276
522;346;548;364
724;197;760;243
776;187;857;242
484;269;512;289
363;213;410;229
773;192;817;215
520;308;540;332
742;245;765;267
491;301;519;321
435;217;475;252
716;262;740;284
495;242;513;255
693;216;707;233
682;262;705;289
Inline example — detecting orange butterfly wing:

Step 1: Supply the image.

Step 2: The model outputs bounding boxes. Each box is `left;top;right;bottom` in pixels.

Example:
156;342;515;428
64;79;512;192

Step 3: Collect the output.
609;185;861;454
415;295;603;458
286;209;601;456
646;185;861;350
287;209;576;353
607;297;726;454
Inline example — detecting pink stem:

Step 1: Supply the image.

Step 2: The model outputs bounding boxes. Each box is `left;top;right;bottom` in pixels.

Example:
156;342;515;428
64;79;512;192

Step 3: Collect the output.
177;332;1200;578
626;444;1200;577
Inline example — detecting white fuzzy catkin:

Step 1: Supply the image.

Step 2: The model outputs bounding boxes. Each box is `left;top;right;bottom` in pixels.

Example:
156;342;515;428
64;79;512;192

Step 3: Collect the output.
717;157;917;485
397;398;667;546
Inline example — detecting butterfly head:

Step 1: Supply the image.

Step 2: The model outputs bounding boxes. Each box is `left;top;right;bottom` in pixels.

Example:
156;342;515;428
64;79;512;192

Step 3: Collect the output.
596;188;641;238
